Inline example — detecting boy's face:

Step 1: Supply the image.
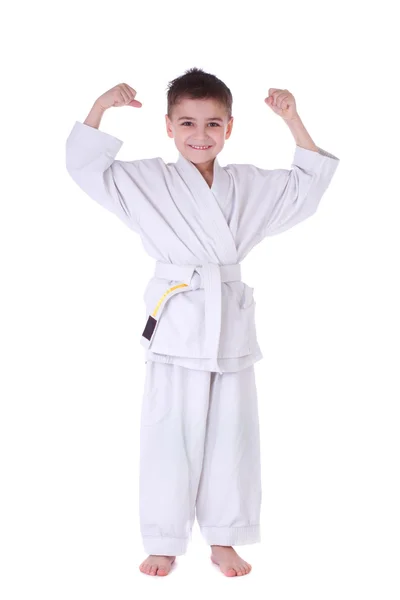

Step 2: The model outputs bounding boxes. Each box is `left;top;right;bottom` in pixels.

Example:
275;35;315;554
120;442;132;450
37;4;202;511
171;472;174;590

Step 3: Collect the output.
165;97;233;167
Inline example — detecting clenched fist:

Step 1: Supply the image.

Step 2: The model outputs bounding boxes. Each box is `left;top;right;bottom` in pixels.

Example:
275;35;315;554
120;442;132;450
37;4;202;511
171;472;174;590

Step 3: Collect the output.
265;88;298;121
97;83;142;110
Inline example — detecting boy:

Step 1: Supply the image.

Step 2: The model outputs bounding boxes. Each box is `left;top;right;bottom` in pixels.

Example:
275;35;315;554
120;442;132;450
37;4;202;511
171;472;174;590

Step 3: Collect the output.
65;68;340;577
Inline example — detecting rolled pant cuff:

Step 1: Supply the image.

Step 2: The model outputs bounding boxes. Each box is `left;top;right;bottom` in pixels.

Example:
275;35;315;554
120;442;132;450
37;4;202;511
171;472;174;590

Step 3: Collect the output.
142;536;189;556
200;525;261;546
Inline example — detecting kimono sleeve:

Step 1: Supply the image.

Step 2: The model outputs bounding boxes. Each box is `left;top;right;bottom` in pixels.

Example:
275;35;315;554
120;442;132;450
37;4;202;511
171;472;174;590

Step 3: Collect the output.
65;120;145;232
242;145;340;238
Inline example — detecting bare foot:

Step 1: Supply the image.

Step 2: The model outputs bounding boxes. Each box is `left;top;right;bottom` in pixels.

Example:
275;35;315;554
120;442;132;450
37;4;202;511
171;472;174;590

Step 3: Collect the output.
210;545;252;576
139;555;176;576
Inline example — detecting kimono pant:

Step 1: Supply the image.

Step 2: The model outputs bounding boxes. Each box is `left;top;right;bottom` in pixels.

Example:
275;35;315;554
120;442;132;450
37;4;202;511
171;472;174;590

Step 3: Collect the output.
139;360;262;556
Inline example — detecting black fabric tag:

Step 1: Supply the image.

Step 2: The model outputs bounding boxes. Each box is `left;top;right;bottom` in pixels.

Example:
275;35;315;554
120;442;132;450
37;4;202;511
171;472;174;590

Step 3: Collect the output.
142;316;157;341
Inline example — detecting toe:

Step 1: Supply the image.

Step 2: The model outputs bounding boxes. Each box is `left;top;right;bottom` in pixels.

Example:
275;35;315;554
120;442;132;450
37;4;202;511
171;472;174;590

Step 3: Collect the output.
150;565;157;575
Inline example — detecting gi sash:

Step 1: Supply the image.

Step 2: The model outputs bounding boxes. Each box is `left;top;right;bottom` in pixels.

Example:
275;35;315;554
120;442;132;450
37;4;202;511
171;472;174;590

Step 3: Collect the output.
140;261;242;374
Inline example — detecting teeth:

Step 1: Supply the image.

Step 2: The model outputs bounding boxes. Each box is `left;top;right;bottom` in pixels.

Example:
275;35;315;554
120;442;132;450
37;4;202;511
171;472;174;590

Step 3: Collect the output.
190;145;210;149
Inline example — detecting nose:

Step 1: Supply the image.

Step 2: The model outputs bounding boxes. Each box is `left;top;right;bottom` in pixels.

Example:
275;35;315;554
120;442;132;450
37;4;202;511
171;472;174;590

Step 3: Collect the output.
190;124;212;142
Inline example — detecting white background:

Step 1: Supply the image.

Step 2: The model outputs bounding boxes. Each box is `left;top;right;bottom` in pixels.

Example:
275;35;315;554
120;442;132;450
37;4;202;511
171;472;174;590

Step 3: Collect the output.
1;0;399;598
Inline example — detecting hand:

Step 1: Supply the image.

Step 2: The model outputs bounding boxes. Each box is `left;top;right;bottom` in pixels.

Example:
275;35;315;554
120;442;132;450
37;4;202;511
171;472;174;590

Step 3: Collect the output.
264;88;298;121
96;83;142;110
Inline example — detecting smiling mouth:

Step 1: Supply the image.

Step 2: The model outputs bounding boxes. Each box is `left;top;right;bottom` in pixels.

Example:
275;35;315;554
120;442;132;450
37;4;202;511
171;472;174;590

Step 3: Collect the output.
189;145;212;150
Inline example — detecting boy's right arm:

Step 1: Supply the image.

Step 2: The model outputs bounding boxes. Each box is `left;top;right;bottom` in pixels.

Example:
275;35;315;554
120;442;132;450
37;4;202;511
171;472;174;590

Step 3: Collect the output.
65;84;144;232
83;100;107;129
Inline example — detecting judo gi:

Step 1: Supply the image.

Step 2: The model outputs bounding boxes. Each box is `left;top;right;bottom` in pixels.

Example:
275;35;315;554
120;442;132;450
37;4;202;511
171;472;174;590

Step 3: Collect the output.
65;121;340;554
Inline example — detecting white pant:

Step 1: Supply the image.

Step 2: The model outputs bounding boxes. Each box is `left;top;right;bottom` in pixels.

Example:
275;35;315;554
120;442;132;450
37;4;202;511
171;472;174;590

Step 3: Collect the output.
139;361;262;556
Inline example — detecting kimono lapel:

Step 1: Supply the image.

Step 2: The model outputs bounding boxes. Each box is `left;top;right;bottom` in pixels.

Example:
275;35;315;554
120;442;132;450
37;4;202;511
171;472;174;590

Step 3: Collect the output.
175;152;238;264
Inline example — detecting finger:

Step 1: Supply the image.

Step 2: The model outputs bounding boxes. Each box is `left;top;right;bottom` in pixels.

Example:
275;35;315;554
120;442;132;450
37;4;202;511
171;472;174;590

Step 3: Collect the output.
126;84;138;98
281;95;292;109
119;88;130;104
278;94;290;109
120;84;134;103
123;84;138;105
271;89;283;99
126;85;141;106
272;90;285;106
275;91;288;108
269;90;277;104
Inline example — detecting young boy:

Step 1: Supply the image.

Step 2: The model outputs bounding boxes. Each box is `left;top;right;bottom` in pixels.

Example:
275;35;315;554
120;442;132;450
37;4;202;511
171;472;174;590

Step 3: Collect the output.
65;68;340;577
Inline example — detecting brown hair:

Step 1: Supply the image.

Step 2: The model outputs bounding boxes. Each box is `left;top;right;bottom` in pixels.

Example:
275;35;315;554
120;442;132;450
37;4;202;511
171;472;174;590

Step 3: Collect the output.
166;67;233;120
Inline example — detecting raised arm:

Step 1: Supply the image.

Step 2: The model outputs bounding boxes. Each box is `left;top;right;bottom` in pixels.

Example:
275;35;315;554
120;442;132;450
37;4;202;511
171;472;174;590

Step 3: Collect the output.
247;88;340;237
83;100;107;130
65;84;144;231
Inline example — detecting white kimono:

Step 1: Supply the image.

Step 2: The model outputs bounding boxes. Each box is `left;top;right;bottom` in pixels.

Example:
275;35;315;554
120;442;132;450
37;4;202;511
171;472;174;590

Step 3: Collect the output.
65;121;340;374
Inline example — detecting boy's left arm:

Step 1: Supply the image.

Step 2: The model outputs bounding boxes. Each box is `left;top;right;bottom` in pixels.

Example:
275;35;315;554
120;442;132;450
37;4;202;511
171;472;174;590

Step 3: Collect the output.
244;88;340;237
284;115;319;153
266;87;332;153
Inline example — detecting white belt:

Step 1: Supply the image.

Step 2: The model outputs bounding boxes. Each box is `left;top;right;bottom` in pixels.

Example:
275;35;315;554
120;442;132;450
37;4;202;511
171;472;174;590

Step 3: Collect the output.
140;261;242;373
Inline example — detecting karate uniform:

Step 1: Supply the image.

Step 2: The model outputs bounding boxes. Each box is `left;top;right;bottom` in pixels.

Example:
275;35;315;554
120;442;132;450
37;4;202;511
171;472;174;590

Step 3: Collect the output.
66;121;340;554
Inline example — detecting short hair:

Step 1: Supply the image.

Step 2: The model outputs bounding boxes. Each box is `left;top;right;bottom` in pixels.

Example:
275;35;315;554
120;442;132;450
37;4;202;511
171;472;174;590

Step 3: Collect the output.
166;67;233;121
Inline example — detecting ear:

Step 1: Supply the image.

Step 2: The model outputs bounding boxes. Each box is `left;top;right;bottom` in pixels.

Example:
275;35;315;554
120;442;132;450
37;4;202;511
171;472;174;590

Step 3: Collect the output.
165;114;174;138
225;116;234;140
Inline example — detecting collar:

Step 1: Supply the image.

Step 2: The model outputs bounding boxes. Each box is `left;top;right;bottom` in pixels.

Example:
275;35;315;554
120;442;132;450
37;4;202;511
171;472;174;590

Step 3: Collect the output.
176;151;221;181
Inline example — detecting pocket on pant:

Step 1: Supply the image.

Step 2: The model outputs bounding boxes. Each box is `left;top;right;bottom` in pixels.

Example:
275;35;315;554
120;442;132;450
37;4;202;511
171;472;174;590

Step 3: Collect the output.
140;365;173;427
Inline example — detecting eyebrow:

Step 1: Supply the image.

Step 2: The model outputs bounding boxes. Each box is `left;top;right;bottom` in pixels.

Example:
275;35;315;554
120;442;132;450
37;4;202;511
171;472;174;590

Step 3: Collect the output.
177;116;224;122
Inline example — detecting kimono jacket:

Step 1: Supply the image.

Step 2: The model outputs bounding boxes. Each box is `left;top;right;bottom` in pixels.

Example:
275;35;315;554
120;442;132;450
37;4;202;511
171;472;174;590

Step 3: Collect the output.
65;121;340;373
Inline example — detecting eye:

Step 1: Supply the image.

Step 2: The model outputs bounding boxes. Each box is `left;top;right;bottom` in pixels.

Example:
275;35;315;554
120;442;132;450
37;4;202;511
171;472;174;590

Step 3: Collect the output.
181;122;220;127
